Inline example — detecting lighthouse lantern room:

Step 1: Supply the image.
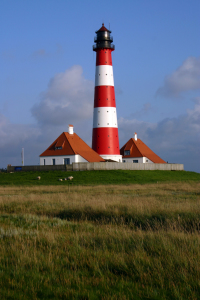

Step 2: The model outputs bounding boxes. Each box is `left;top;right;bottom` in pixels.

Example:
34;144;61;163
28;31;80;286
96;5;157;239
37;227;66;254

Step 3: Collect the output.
92;24;122;162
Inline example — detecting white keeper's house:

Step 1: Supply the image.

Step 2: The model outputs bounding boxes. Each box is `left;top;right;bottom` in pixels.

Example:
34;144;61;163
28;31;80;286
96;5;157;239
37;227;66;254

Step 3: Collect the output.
39;125;104;166
120;133;166;164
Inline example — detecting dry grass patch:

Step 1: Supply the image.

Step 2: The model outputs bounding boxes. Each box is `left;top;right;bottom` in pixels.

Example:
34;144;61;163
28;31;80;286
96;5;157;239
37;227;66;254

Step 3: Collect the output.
0;182;200;299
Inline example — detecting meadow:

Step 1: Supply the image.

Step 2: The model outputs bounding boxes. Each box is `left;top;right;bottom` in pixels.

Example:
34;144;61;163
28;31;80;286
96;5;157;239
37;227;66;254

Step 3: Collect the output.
0;170;200;299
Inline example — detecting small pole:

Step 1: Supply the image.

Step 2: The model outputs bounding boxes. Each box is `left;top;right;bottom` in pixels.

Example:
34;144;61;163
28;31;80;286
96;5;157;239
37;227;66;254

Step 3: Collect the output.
21;148;24;166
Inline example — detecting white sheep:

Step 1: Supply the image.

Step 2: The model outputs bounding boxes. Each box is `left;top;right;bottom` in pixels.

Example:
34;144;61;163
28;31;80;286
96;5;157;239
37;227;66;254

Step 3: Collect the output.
67;176;73;181
58;178;63;181
37;176;41;180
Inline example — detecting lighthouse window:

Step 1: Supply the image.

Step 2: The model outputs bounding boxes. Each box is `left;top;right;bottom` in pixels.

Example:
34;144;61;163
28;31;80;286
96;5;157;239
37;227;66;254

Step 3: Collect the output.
107;123;109;125
124;150;130;156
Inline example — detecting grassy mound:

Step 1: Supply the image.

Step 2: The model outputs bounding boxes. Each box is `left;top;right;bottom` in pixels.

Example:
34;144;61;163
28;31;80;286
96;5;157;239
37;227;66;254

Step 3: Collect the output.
1;169;200;186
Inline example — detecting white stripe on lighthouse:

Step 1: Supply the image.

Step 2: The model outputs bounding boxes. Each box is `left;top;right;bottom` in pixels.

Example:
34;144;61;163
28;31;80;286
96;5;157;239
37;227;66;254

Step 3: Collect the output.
95;65;114;86
93;107;118;128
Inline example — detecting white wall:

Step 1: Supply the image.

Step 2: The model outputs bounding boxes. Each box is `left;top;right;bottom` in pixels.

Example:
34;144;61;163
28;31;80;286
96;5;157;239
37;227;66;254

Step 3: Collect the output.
77;155;88;163
40;154;87;165
73;162;183;171
122;157;153;163
101;154;122;162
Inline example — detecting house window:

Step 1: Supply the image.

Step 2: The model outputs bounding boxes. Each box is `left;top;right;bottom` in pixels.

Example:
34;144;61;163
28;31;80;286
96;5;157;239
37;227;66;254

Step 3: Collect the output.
43;159;45;166
52;159;55;165
146;160;148;162
55;146;62;150
123;160;126;163
64;158;70;165
133;160;138;163
124;150;130;156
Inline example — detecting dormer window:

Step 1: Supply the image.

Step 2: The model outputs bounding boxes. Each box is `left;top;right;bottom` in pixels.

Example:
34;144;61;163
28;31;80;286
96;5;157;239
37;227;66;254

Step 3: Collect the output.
124;150;130;156
55;140;65;150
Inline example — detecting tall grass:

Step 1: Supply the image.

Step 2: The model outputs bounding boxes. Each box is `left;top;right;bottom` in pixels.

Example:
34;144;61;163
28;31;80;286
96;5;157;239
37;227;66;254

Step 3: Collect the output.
0;182;200;299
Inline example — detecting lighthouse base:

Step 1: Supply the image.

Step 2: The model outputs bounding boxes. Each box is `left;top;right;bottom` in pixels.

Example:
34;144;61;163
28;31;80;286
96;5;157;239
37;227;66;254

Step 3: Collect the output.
100;154;122;163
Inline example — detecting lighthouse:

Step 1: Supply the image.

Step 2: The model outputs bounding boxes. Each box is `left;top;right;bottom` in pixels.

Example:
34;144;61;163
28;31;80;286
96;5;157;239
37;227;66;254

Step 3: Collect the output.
92;24;122;162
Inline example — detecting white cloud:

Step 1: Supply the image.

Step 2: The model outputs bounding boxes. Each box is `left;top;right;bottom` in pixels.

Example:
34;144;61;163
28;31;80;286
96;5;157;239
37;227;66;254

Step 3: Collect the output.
0;114;42;167
0;65;95;168
157;56;200;97
118;98;200;172
31;65;94;126
118;117;156;146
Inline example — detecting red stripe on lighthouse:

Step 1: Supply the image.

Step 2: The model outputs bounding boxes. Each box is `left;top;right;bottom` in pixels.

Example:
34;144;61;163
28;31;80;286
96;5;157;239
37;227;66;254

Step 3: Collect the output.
96;48;113;66
92;128;120;154
94;86;116;108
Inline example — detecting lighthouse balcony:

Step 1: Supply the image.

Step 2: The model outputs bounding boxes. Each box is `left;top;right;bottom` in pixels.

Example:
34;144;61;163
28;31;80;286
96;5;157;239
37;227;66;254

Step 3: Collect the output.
93;44;115;50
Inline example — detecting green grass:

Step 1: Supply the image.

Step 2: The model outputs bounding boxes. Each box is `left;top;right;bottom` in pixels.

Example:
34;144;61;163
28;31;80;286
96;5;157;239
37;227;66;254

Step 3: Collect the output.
1;170;200;186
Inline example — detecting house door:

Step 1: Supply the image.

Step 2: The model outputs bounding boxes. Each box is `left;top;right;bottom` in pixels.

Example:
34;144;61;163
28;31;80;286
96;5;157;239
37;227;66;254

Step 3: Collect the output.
64;158;70;165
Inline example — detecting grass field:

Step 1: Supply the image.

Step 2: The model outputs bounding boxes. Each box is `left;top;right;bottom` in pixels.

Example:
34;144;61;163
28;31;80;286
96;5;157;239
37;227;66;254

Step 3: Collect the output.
0;171;200;299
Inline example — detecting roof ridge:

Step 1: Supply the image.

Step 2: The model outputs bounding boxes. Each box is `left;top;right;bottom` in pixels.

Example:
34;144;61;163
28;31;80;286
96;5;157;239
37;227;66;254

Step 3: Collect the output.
132;138;144;157
63;132;77;154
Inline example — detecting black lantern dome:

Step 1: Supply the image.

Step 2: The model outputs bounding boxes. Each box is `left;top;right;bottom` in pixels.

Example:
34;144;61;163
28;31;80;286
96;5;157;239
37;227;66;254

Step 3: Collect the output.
93;23;115;51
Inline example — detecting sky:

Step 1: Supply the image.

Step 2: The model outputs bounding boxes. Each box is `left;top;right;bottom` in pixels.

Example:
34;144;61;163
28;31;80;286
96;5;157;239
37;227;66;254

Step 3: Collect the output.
0;0;200;172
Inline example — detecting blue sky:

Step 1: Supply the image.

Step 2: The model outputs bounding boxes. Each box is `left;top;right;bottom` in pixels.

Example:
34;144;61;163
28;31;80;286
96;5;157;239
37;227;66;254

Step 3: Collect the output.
0;0;200;172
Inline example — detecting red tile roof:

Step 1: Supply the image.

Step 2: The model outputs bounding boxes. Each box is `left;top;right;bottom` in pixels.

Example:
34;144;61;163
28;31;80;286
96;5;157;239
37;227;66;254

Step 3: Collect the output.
96;23;111;33
40;132;105;162
120;138;166;164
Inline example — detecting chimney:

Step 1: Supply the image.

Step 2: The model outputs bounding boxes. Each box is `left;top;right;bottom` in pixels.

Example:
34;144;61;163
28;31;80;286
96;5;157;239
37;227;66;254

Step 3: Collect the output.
134;132;137;141
68;124;74;135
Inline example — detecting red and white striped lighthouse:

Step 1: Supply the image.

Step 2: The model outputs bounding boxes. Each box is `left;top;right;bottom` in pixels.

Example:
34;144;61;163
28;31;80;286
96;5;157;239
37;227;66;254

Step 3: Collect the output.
92;24;122;162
